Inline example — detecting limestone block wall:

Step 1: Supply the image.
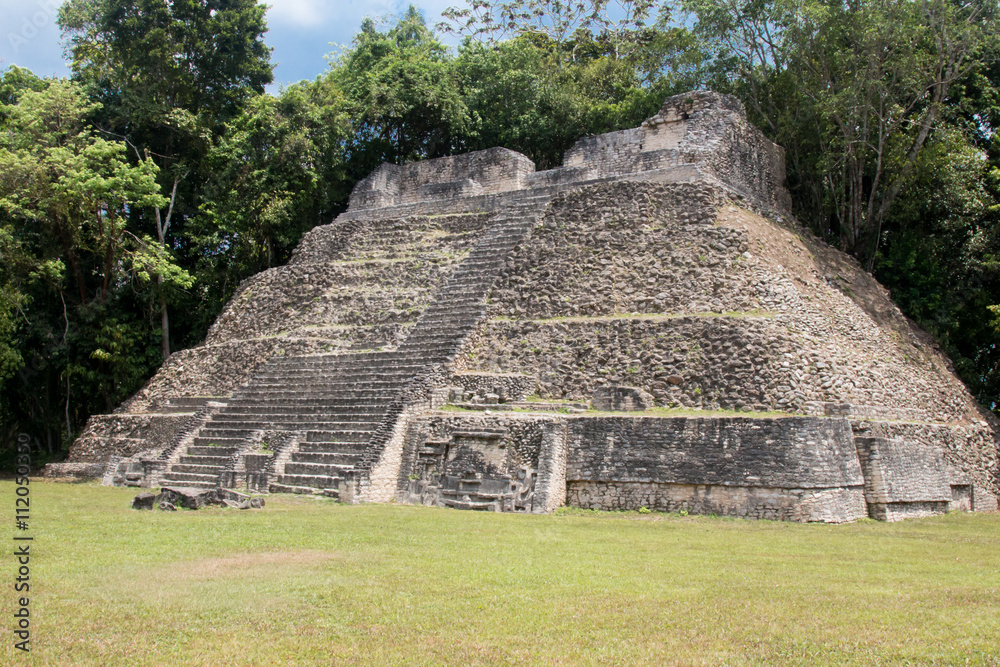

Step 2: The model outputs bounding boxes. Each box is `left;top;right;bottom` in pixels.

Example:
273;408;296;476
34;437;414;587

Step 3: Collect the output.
399;414;555;481
852;419;998;506
854;435;952;520
561;91;790;212
348;147;536;211
564;416;867;522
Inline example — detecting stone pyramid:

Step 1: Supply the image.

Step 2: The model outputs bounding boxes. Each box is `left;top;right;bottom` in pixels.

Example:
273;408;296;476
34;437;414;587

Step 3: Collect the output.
49;91;999;522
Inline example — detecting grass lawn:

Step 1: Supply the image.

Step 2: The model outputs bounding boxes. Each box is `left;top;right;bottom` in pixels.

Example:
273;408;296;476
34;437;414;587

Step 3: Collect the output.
1;480;998;666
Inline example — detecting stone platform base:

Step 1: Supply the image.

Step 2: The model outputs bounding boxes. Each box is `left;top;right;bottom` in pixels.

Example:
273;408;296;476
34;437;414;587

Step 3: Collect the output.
43;462;106;479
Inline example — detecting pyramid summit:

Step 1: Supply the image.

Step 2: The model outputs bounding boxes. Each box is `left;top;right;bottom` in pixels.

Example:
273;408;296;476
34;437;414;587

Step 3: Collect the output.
49;90;1000;522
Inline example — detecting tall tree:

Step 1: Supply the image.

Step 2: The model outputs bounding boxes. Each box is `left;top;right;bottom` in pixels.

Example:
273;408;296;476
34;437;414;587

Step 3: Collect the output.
0;79;191;458
193;80;352;300
684;0;999;261
58;0;273;360
331;6;469;173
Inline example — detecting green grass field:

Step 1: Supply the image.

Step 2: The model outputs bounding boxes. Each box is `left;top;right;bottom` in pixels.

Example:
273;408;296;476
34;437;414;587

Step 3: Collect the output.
2;480;998;665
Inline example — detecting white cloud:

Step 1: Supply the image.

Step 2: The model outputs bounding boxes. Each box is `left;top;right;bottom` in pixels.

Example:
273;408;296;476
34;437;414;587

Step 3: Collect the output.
266;0;329;27
266;0;404;28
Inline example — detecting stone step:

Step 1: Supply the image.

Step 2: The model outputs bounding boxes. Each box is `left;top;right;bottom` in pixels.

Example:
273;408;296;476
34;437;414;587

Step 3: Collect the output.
260;357;417;369
191;438;244;449
267;351;398;365
171;463;226;475
275;474;341;489
252;367;425;381
213;407;387;418
209;415;382;429
302;429;372;442
187;444;239;455
291;451;364;465
247;377;419;390
234;388;399;399
240;385;404;396
227;394;396;405
202;425;374;442
299;438;370;450
283;462;353;476
178;455;231;466
158;479;218;490
162;471;219;483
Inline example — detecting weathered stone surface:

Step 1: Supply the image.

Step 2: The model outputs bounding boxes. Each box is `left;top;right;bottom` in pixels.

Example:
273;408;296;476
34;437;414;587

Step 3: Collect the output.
43;462;106;479
349;147;534;210
56;90;998;523
155;487;222;510
131;493;156;510
592;386;654;412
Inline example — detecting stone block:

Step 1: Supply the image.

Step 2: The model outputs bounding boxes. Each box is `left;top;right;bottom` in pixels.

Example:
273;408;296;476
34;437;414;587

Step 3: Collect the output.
155;487;223;510
592;386;654;411
131;493;156;510
973;485;999;512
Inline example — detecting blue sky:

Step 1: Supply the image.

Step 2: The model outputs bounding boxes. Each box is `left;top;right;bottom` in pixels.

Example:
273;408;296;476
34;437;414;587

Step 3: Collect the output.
0;0;460;88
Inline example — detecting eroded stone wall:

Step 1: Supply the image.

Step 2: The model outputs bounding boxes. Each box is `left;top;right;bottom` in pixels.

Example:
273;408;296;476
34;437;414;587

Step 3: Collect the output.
562;91;789;212
396;413;565;512
563;415;867;522
460;181;987;423
349;147;535;210
567;482;865;523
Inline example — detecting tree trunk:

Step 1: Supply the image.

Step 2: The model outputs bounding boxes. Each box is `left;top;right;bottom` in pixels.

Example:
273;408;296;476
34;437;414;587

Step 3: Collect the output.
159;275;170;362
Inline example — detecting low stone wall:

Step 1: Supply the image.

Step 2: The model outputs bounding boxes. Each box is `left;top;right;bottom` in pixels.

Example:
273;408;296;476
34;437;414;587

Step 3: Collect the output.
566;416;862;488
852;420;999;502
854;436;951;503
567;482;865;523
43;462;106;479
349;148;536;210
563;415;867;522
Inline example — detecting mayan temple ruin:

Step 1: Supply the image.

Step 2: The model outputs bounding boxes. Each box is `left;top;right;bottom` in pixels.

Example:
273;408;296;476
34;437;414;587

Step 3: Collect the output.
47;91;999;522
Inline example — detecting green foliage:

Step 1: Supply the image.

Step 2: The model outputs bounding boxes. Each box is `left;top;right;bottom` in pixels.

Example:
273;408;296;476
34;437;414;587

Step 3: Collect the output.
0;80;174;304
193;81;352;295
456;36;588;167
331;6;470;171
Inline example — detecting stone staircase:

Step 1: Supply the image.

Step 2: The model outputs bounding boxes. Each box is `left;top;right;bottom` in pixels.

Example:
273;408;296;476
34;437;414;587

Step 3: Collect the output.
159;195;550;494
